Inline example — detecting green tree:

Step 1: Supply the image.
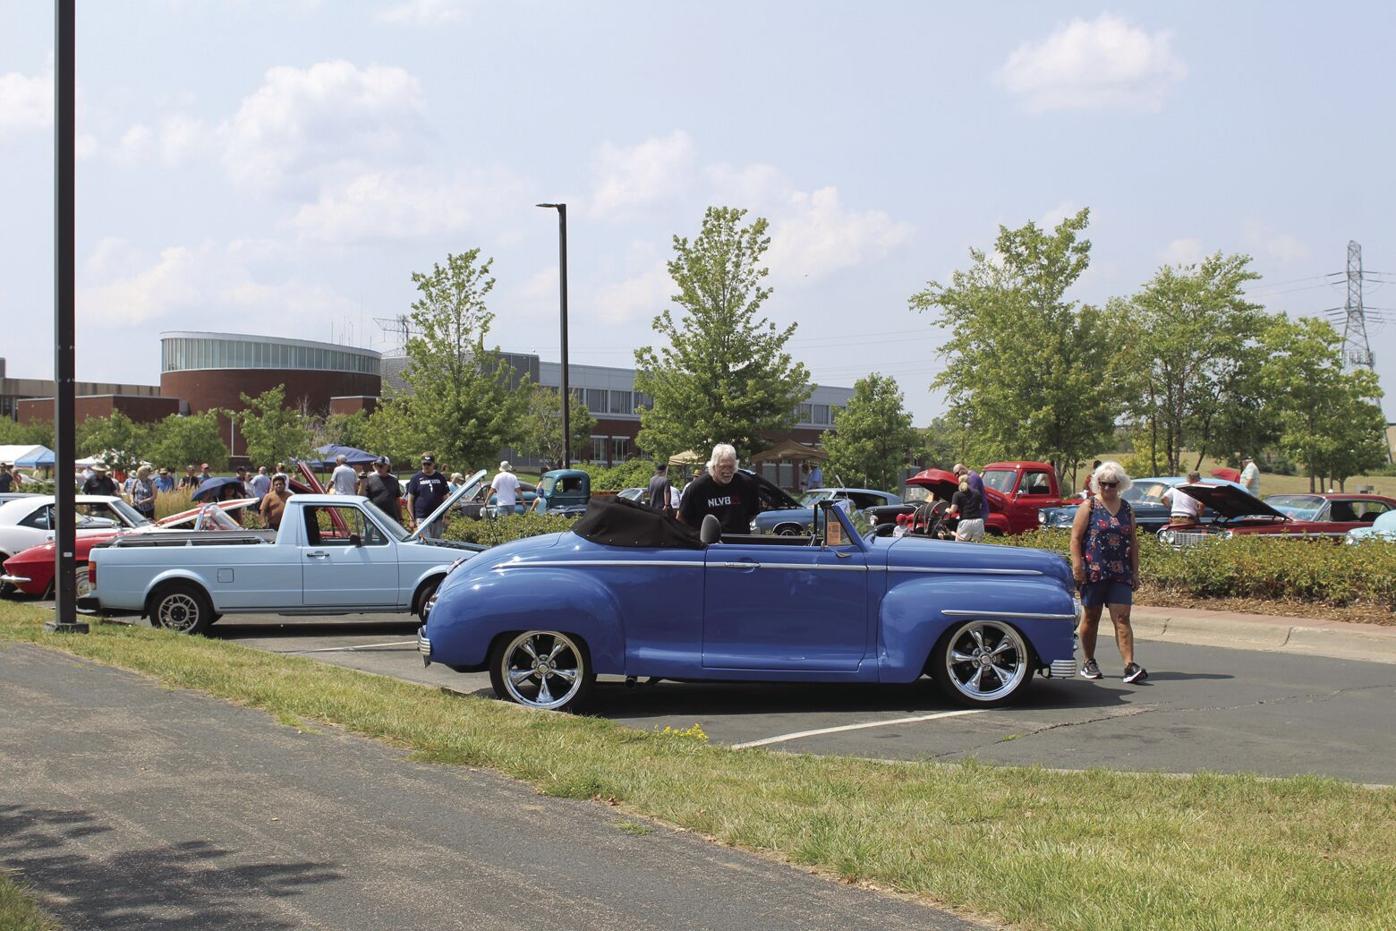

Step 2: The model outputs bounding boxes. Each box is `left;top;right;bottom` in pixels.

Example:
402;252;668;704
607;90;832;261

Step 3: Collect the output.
0;418;55;447
145;412;229;472
920;414;971;470
518;385;595;468
75;412;149;469
822;374;922;491
237;386;313;468
1119;253;1268;473
634;206;812;459
314;410;373;451
382;249;527;472
1260;317;1389;490
910;209;1117;477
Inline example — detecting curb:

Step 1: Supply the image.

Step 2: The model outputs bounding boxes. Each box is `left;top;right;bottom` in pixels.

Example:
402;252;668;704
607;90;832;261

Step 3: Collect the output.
1130;607;1396;666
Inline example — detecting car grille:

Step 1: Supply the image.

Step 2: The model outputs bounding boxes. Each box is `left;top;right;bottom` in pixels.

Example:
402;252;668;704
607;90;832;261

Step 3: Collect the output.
1168;530;1215;547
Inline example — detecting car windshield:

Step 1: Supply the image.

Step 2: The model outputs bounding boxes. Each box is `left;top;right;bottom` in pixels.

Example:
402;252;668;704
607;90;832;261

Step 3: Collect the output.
362;501;412;541
981;469;1016;493
800;491;835;506
1127;481;1170;503
902;486;930;503
106;498;154;527
1264;494;1324;520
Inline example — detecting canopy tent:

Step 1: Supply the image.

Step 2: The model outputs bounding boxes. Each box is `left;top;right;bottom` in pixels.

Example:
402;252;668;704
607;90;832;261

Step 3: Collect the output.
15;446;54;468
667;450;705;467
0;445;48;467
749;439;827;465
307;445;380;470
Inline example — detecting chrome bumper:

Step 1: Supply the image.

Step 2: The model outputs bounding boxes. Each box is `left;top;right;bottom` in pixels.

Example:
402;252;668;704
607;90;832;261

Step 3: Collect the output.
417;631;431;666
0;574;32;585
1049;658;1078;678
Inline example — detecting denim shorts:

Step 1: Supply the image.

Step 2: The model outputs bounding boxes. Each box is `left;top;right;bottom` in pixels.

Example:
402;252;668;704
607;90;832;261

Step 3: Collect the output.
1080;579;1133;608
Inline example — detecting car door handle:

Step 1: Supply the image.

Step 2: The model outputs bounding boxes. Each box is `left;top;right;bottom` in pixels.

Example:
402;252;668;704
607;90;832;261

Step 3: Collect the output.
721;560;761;571
306;551;329;559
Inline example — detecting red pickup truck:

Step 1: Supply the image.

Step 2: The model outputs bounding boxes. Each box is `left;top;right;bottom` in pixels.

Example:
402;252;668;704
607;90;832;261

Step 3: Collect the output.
867;461;1067;537
978;461;1068;534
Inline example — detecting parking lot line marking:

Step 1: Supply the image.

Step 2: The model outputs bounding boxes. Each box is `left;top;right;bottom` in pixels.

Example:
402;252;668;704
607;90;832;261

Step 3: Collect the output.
730;709;989;749
292;640;418;654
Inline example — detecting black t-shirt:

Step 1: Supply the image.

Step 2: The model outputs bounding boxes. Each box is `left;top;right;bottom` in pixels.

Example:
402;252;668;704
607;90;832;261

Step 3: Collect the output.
83;475;118;496
407;470;450;519
0;472;11;493
363;473;403;520
646;473;672;511
679;471;760;534
951;487;982;521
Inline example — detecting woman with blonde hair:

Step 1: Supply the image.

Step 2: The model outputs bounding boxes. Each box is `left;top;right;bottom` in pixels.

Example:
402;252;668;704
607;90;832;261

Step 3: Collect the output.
130;465;157;521
1070;460;1147;684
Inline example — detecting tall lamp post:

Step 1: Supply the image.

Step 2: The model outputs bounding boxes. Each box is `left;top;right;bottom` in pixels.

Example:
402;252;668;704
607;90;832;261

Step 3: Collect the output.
536;203;571;468
47;0;85;633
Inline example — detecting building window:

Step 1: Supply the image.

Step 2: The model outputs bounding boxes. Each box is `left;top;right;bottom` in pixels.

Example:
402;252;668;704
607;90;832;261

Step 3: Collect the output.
609;390;632;415
585;388;607;415
634;391;652;412
812;404;830;425
798;403;813;424
590;436;608;462
611;436;631;461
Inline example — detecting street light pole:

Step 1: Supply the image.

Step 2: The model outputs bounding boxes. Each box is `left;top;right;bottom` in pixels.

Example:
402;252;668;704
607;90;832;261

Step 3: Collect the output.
47;0;85;634
536;203;570;468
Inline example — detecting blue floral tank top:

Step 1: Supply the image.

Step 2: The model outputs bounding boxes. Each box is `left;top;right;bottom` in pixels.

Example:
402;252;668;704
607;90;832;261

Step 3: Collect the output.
1084;499;1134;583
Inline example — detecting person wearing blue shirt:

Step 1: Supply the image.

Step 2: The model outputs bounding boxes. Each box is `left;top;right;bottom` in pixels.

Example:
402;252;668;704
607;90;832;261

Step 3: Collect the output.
153;467;175;494
406;454;451;537
808;463;823;488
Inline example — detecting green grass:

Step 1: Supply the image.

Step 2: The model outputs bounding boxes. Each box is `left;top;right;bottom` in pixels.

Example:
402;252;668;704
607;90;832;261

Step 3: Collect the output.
3;603;1394;930
0;872;59;931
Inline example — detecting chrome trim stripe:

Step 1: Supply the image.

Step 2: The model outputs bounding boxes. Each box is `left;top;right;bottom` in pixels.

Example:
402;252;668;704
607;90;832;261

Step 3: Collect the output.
943;609;1078;621
718;561;868;572
496;559;703;569
889;566;1042;576
0;574;32;585
1050;659;1078;676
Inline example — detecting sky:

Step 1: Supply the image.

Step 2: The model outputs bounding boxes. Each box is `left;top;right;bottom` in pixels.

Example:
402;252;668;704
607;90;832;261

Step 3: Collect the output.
3;0;1395;425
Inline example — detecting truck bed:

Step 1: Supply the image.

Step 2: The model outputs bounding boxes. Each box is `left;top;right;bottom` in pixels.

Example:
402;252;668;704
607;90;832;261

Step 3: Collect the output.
101;530;277;548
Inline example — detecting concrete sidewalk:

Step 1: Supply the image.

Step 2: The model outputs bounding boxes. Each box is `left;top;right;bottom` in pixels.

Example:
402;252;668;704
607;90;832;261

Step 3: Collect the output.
1132;605;1396;665
0;643;975;931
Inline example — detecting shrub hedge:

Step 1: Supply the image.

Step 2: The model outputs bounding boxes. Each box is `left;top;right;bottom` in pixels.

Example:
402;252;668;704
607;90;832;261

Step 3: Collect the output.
441;512;578;547
999;529;1396;611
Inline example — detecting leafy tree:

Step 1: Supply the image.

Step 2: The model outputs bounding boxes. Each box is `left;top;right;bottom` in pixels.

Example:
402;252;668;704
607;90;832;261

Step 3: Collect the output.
1118;253;1267;473
238;386;313;468
1260;317;1388;490
75;412;149;469
361;406;421;474
314;410;373;452
634;206;812;459
381;249;527;472
0;418;54;447
145;412;229;472
910;209;1117;477
518;385;595;468
822;374;922;491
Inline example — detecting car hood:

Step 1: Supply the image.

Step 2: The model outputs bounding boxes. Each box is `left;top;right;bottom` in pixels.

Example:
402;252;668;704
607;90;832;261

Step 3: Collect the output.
1177;483;1289;520
887;534;1073;588
407;469;487;541
904;468;959;500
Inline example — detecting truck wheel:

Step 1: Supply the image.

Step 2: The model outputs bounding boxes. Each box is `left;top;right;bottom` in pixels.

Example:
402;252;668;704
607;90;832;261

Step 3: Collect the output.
414;576;442;621
931;619;1033;707
773;524;803;536
488;630;595;712
148;582;215;635
74;564;92;600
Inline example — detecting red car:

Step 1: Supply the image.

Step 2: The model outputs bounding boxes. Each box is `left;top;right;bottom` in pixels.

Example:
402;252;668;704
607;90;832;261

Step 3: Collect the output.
1158;484;1396;545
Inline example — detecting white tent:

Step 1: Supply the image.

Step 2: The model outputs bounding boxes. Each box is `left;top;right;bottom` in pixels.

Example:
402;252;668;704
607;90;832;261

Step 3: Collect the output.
0;445;43;467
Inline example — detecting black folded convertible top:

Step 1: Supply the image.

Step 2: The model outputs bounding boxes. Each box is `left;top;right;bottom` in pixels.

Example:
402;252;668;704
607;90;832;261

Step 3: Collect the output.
570;495;704;549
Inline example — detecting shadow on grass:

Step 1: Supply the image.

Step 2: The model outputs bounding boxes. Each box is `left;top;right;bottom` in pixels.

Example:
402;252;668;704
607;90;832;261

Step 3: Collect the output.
0;805;341;931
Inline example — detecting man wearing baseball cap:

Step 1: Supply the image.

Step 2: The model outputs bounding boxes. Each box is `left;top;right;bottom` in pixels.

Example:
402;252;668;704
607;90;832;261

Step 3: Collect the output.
406;454;450;537
363;456;403;523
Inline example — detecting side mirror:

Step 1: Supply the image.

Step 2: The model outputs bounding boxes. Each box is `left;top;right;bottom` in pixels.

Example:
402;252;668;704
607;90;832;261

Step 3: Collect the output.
349;532;362;547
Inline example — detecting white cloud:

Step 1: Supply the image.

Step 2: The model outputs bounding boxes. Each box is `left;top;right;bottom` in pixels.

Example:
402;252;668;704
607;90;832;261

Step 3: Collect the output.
0;67;52;135
220;60;426;191
1243;221;1309;264
1161;237;1204;266
593;264;672;324
998;14;1186;112
588;130;696;217
291;165;523;243
377;0;469;25
1040;201;1082;228
79;240;353;326
765;187;913;283
705;161;789;210
159;114;208;164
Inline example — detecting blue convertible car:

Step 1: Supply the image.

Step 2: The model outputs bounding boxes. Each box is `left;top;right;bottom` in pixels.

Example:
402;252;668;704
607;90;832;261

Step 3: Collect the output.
419;497;1080;711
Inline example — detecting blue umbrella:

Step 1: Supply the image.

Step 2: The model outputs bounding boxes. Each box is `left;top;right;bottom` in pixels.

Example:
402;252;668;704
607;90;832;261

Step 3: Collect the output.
308;445;380;470
193;476;246;502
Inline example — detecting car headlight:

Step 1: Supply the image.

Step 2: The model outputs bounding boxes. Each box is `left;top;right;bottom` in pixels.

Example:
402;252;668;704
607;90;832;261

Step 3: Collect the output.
1158;529;1175;545
1038;511;1046;524
1220;530;1233;540
749;519;759;533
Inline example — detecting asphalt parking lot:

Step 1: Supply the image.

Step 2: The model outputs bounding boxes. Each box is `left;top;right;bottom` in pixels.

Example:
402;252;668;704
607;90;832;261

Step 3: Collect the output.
212;614;1396;786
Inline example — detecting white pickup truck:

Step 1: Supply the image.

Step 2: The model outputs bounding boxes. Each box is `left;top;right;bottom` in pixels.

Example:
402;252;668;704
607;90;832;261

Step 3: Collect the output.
79;471;486;635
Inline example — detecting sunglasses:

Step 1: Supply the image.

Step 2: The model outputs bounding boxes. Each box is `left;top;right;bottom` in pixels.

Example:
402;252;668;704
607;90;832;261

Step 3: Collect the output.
1098;481;1119;489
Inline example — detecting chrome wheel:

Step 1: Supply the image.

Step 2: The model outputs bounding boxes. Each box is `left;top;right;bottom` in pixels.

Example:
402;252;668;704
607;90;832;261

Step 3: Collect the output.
155;592;202;633
74;566;92;600
940;620;1030;704
497;631;587;710
774;525;802;536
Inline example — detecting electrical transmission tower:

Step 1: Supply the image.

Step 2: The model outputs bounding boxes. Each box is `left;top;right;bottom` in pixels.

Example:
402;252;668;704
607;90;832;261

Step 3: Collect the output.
1341;240;1376;370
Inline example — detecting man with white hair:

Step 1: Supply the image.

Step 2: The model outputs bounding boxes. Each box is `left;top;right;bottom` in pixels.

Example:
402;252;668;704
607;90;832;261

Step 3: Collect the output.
1239;456;1260;496
678;444;760;534
491;460;521;516
330;454;358;495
